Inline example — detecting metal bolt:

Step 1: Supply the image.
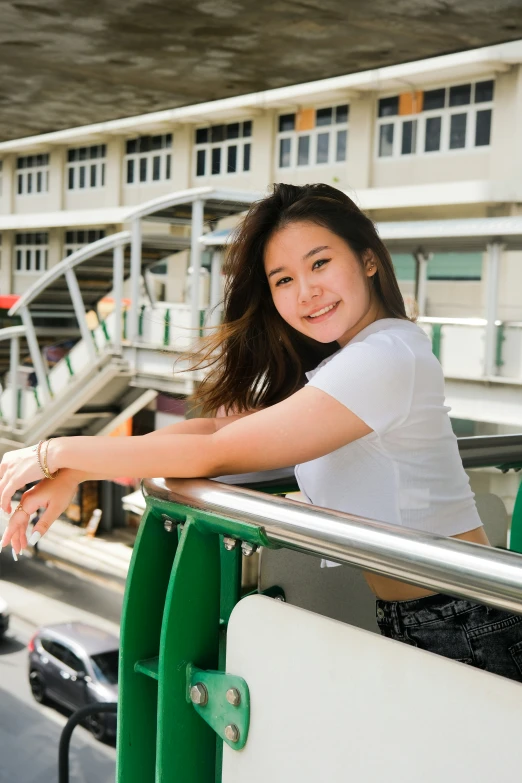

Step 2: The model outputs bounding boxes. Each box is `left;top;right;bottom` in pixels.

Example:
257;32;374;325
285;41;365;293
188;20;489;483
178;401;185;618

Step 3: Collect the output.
223;536;237;551
226;687;241;707
241;541;258;557
190;682;208;707
274;595;285;602
163;517;174;532
224;724;240;743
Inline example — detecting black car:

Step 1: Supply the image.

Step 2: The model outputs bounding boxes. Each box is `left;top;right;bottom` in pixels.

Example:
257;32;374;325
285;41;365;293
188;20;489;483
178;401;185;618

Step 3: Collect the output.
28;621;119;741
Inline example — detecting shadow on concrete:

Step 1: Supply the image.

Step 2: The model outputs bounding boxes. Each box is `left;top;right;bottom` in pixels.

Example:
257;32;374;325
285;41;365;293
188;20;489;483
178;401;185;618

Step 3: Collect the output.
0;686;115;783
0;632;26;655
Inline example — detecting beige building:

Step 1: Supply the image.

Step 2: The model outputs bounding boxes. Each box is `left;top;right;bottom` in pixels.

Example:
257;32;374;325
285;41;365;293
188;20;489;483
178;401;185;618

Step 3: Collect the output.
0;38;521;321
0;39;521;517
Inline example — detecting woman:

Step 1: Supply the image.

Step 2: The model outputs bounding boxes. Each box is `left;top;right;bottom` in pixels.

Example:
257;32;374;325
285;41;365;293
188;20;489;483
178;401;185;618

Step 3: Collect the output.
1;183;521;680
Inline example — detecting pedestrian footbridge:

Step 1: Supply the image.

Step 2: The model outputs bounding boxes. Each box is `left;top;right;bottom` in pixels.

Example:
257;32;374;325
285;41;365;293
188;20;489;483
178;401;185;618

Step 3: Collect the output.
1;190;522;452
0;187;258;452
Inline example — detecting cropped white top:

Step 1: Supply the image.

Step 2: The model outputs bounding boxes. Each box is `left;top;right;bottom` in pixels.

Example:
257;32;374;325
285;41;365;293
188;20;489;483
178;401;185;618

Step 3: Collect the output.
295;318;482;537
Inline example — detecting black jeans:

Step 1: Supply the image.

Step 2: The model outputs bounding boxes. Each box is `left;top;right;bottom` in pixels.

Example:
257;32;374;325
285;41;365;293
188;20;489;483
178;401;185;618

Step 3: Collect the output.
376;593;522;683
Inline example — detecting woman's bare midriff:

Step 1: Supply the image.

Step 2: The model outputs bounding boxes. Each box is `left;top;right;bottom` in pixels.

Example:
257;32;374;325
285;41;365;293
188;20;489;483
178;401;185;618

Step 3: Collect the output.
364;526;491;601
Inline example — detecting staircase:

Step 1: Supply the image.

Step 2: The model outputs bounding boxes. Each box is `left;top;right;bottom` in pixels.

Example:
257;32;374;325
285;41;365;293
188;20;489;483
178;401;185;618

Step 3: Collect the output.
0;187;258;453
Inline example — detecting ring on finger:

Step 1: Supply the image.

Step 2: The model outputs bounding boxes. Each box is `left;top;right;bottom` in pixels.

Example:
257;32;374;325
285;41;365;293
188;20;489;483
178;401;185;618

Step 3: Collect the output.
15;502;30;517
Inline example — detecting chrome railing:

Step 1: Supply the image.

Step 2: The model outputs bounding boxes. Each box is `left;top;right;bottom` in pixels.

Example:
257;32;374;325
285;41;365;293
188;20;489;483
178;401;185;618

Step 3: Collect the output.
143;471;522;614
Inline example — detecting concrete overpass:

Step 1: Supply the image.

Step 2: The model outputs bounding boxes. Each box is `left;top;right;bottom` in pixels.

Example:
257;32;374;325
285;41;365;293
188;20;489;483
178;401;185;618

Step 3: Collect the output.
1;0;522;141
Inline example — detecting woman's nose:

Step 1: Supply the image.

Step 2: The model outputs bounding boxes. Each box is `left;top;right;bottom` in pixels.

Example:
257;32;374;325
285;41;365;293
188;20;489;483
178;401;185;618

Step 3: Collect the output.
298;278;320;303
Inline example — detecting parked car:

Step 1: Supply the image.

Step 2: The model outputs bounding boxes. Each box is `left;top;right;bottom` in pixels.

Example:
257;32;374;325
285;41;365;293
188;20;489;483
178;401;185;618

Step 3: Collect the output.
0;596;10;638
28;621;119;741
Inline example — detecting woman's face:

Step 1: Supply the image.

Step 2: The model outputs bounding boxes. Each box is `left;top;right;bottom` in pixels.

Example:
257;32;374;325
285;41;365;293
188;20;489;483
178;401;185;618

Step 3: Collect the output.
264;221;381;348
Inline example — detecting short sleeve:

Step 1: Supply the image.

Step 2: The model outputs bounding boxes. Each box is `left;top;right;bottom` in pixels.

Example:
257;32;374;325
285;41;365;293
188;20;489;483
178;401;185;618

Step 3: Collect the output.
306;333;415;435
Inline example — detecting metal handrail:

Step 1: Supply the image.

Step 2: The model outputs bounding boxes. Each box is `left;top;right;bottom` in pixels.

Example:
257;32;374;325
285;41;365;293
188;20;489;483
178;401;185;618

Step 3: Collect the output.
458;434;522;468
8;232;131;317
0;325;27;341
143;473;522;614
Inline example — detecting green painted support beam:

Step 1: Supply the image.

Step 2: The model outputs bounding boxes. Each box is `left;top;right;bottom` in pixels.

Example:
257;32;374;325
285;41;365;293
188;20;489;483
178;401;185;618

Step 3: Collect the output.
163;309;170;346
431;323;442;361
156;518;221;782
495;322;505;368
116;504;179;783
509;475;522;554
135;656;160;681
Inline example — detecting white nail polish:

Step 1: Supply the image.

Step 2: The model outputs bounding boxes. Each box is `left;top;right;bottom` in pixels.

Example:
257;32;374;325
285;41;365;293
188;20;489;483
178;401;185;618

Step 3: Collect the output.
12;549;18;562
28;531;41;546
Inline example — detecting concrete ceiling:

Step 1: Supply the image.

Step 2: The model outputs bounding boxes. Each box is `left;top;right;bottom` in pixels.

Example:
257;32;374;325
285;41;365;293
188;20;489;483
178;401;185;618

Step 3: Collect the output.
1;0;522;142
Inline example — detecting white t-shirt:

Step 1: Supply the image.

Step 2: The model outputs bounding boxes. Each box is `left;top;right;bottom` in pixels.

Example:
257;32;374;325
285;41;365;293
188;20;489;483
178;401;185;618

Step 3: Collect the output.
295;318;482;537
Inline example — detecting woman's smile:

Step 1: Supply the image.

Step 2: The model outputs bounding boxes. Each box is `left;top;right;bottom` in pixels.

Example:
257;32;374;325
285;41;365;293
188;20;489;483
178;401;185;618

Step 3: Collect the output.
305;301;340;322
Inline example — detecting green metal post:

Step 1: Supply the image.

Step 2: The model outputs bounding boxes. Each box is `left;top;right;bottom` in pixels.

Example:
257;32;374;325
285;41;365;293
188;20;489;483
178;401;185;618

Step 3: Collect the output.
163;309;170;347
116;504;179;783
431;323;442;361
155;518;221;782
495;322;505;368
509;475;522;554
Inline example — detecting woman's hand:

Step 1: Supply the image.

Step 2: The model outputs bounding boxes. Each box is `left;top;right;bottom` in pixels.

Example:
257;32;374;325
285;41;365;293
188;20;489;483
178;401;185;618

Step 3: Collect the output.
0;443;46;514
0;472;80;557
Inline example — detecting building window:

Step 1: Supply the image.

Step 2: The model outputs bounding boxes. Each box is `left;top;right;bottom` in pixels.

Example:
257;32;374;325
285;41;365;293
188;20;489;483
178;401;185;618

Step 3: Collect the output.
125;134;172;185
392;252;482;281
376;80;494;158
67;145;106;190
64;229;106;257
14;233;49;273
277;104;349;169
16;154;49;195
194;121;252;177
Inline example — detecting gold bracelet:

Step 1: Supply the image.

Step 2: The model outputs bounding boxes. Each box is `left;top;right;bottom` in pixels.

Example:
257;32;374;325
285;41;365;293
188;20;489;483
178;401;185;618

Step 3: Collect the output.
36;440;46;478
42;439;59;480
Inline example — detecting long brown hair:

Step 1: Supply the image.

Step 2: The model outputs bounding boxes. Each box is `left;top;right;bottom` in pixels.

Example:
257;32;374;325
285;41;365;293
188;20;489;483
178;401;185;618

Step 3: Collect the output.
192;183;410;414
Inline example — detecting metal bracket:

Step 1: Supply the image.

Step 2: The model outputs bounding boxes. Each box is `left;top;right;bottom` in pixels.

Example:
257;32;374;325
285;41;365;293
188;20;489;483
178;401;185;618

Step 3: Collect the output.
187;664;250;750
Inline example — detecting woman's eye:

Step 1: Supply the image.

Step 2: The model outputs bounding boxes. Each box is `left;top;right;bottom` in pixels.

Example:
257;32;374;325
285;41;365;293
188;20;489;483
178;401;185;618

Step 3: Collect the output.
275;276;292;287
312;258;330;270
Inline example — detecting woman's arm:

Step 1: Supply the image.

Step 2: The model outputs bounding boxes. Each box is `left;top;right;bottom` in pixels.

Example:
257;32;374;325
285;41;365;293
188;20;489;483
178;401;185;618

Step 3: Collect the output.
47;386;370;480
68;414;252;483
143;413;251;437
0;390;368;553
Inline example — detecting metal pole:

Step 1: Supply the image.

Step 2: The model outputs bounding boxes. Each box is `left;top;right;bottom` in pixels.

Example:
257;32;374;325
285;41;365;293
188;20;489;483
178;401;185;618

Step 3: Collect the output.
484;242;501;377
413;250;430;317
143;476;522;614
128;218;142;342
20;306;51;405
209;249;223;327
65;268;97;362
190;199;205;335
9;335;19;428
112;244;124;352
58;702;117;783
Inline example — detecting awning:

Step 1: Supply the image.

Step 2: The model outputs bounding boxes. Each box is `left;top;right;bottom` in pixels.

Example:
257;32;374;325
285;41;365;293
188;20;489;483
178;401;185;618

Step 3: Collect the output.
201;214;522;253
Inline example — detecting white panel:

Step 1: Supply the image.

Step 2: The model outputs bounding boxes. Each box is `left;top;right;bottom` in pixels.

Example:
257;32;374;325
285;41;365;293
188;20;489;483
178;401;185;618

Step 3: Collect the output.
224;595;522;783
68;340;92;375
441;325;485;378
48;361;72;396
499;326;522;379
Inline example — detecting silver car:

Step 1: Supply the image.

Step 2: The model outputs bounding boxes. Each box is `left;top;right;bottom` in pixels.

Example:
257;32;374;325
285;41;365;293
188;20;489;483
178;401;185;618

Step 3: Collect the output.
28;621;119;741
